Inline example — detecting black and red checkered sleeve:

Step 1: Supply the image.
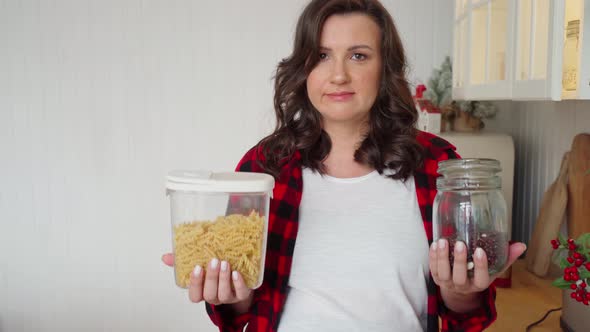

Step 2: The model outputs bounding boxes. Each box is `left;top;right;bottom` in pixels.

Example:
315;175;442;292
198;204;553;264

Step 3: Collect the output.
438;285;497;332
416;131;497;331
206;146;303;332
436;147;497;331
205;147;266;332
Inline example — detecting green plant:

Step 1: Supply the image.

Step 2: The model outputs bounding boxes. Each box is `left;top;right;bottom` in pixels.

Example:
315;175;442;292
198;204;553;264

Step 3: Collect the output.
454;100;498;120
423;56;498;121
423;56;453;108
551;233;590;305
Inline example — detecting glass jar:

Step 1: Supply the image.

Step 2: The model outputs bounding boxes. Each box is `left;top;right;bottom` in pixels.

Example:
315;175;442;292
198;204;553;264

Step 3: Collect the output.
166;170;274;289
433;159;509;276
562;20;580;91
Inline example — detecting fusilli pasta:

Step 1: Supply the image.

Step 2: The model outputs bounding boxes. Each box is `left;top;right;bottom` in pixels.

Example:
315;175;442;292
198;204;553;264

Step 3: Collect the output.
173;211;265;288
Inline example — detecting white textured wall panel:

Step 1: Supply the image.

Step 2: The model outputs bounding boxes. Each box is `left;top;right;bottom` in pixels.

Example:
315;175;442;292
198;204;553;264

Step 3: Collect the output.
0;1;454;331
488;101;590;243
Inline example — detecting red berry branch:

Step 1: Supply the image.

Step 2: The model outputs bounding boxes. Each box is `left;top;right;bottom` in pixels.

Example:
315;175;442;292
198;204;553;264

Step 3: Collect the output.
551;233;590;306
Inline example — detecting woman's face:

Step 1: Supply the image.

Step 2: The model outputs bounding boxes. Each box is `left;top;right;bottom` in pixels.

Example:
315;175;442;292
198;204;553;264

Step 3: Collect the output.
306;13;382;127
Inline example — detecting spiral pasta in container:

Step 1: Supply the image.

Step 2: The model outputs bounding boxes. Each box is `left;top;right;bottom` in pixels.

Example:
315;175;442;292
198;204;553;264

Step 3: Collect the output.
166;170;274;289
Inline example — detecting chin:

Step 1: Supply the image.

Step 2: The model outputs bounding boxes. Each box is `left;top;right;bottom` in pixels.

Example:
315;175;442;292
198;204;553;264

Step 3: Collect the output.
322;114;367;125
322;108;364;119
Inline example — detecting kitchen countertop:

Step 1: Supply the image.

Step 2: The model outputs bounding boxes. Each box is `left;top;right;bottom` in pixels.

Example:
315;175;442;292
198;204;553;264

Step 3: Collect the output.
487;259;563;332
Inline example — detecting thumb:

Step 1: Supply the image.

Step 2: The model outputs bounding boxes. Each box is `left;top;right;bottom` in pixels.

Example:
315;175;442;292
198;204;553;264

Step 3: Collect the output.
507;242;527;263
490;242;526;281
500;242;527;273
161;253;175;267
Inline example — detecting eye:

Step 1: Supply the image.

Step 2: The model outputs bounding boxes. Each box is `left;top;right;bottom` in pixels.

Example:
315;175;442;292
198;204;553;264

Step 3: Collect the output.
351;53;367;61
319;52;328;60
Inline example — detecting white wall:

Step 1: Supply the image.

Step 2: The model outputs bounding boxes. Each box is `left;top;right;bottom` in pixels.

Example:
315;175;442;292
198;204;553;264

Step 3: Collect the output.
0;1;453;331
485;101;590;244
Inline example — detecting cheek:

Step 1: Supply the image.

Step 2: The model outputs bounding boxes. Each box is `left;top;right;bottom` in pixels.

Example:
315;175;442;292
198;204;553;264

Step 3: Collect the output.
370;69;382;96
359;71;381;98
306;72;322;101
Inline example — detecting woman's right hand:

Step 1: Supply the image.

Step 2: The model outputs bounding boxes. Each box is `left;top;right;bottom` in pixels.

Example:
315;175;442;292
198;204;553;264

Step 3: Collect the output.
161;254;254;310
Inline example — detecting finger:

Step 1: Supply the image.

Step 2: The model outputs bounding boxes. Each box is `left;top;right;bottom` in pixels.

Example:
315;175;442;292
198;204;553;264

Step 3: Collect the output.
203;258;220;304
495;242;527;276
452;241;468;287
232;270;252;301
161;253;174;267
437;239;451;282
429;241;439;281
472;247;490;289
188;265;204;302
217;261;235;303
506;243;527;269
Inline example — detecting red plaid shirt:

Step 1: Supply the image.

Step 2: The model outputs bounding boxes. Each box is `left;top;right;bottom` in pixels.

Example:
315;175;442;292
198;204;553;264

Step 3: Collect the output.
206;131;497;331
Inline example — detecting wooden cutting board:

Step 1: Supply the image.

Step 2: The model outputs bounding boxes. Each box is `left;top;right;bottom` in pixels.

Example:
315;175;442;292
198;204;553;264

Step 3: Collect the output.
567;133;590;239
525;152;569;277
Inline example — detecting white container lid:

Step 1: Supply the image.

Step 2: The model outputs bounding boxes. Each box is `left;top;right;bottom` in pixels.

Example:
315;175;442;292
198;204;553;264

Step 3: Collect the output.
166;170;275;193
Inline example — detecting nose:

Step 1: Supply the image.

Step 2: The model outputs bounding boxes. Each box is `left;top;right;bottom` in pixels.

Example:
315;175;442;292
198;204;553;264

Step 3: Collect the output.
329;59;350;85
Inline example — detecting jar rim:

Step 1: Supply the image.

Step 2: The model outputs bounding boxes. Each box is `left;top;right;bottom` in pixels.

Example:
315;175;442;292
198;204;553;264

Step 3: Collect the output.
437;158;501;175
437;176;502;190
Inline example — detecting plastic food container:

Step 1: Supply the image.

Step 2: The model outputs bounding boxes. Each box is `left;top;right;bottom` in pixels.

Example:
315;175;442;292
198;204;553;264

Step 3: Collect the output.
433;159;509;276
166;170;274;289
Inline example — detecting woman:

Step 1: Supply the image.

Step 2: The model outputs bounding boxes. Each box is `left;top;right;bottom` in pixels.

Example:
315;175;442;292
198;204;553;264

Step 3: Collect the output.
162;0;526;331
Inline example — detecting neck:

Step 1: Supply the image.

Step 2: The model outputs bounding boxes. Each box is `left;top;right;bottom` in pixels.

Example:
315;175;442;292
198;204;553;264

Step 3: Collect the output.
322;121;374;178
325;125;364;154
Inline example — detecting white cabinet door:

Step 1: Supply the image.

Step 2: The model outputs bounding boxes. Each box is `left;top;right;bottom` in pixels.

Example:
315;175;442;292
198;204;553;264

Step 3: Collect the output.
511;0;561;100
512;0;590;100
453;0;590;101
453;0;514;100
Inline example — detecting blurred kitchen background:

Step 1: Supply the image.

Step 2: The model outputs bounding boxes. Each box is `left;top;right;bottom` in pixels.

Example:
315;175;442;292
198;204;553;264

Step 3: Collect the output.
1;0;589;331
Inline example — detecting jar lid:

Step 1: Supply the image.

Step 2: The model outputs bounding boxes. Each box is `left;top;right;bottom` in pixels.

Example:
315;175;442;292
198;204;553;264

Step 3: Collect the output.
437;158;501;176
166;170;275;193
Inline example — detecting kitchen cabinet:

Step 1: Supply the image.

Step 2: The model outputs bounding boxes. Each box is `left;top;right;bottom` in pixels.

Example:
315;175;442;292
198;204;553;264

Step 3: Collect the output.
452;0;515;100
452;0;590;101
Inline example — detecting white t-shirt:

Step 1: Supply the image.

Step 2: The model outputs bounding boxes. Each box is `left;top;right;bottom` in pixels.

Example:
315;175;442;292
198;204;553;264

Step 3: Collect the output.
278;168;430;332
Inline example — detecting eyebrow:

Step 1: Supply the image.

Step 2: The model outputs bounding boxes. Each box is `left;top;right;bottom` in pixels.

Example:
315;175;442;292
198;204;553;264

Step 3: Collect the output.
319;45;375;51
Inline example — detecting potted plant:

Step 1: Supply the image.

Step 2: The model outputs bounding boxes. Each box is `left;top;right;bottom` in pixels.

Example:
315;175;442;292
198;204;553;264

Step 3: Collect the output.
423;56;498;132
451;100;498;132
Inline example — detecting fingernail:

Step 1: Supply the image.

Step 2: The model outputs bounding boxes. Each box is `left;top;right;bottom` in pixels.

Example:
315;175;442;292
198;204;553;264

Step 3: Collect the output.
431;241;438;251
232;271;239;281
438;239;446;249
193;265;202;277
221;261;228;271
455;241;465;253
211;258;219;269
475;247;484;260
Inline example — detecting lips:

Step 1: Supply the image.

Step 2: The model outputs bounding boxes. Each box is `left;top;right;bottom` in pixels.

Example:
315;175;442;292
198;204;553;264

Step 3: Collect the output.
326;91;355;101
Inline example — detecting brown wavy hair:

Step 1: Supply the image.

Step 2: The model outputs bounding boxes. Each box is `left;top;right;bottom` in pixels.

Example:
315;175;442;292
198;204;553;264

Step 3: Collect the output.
258;0;424;181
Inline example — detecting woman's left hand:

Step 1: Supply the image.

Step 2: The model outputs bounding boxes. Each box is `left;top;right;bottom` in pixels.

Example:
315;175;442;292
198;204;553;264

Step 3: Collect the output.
429;239;527;311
